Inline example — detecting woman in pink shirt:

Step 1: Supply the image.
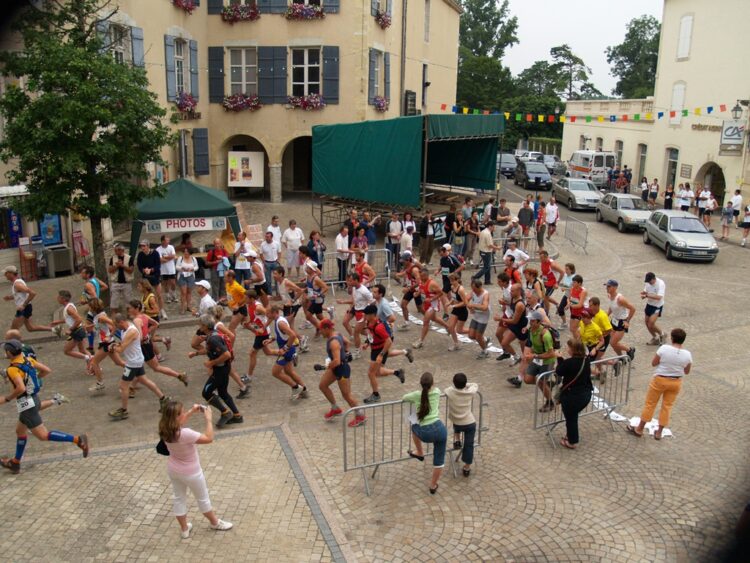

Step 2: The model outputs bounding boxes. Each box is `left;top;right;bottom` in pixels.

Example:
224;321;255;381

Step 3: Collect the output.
159;401;233;539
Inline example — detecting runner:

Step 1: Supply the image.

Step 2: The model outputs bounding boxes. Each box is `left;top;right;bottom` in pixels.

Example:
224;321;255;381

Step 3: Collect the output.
503;238;529;271
740;202;750;246
556;263;575;330
641;272;667;345
79;265;107;353
493;272;512;358
446;273;470;352
466;280;491;359
209;305;249;399
87;298;124;393
507;311;557;407
604;280;636;361
300;262;329;334
535;201;547;250
0;340;88;474
317;319;366;426
545;197;559;240
568;274;588;339
50;290;91;367
503;254;523;285
137;279;170;357
127;301;187;387
247;250;270;308
352;251;376;288
338;272;374;359
435;243;463;314
190;281;216;355
3;266;53;333
240;290;272;388
589;297;617;379
394;252;423;329
497;283;526;366
273;266;305;337
362;304;412;403
523;267;546;309
411;268;448;349
264;305;308;401
539;250;564;314
223;270;248;334
109;314;169;421
2;331;68;409
372;283;396;331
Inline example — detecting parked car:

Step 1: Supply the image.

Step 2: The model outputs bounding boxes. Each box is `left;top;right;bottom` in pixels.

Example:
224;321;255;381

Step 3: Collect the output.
596;193;652;232
543;155;566;176
552;178;602;210
497;153;517;179
642;210;719;262
514;161;552;190
519;151;544;163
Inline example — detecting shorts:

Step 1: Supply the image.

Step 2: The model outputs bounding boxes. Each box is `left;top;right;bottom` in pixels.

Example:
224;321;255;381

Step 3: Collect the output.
161;274;176;281
141;341;156;362
283;304;302;318
232;305;248;317
333;363;351;380
422;299;441;314
98;341;113;353
740;221;750;229
681;205;690;212
177;275;195;288
254;283;268;296
611;319;629;333
276;346;297;366
733;209;740;217
348;308;365;322
308;302;323;315
697;207;706;217
370;348;388;363
601;334;611;353
469;319;487;334
122;365;146;381
451;306;468;322
15;304;33;318
526;361;554;378
68;326;87;342
645;304;663;317
704;209;713;217
509;323;526;341
545;286;556;297
253;335;269;350
145;275;161;287
403;290;423;307
18;395;43;429
570;309;583;320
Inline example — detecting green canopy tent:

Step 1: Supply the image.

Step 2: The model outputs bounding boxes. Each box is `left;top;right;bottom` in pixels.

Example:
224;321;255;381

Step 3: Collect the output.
312;114;504;208
129;178;241;255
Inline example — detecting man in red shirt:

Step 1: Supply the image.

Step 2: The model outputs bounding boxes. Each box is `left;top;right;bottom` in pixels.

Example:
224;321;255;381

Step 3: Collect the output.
362;305;413;404
205;238;229;301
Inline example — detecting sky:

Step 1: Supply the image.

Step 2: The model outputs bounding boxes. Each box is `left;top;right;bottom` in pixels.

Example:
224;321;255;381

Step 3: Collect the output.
503;0;663;96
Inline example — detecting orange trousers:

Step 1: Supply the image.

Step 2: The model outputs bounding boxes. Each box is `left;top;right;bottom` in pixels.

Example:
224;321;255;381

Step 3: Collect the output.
640;376;682;427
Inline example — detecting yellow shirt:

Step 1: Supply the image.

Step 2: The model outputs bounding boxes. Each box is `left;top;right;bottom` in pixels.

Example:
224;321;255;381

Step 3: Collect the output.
225;281;246;310
578;321;603;347
592;310;612;334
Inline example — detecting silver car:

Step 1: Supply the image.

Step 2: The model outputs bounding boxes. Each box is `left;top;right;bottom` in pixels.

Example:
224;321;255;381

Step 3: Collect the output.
642;210;719;262
552;178;602;210
596;193;651;232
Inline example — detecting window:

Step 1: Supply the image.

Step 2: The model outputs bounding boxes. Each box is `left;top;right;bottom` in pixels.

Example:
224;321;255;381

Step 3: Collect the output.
424;0;431;42
422;64;428;107
228;0;256;5
373;51;382;97
229;48;258;95
677;14;693;60
595;137;603;152
175;40;188;95
615;140;624;167
293;0;321;5
291;48;321;96
670;82;686;125
579;135;586;150
111;25;131;65
637;143;647;181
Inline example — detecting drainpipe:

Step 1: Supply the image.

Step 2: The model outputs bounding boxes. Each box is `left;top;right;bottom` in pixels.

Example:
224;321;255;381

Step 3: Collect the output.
400;0;408;115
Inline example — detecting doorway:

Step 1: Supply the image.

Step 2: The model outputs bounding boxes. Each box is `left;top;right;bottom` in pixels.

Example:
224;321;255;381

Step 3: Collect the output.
665;148;679;189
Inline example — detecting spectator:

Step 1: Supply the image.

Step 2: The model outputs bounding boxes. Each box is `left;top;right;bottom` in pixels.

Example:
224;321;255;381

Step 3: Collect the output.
401;225;414;256
663;184;675;210
451;214;465;254
175;233;194;254
445;372;479;476
461;197;474;221
731;189;743;226
518;199;534;237
482;199;494;225
157;235;177;305
281;219;305;278
176;248;197;315
107;243;134;314
335;226;351;283
350;226;369;264
402;211;417;246
136;240;163;315
260;230;281;295
232;231;252;287
306;230;326;269
546;197;559;240
623;164;632;191
495;199;511;228
444;204;456;242
361;211;380;253
385;211;403;271
205;239;229;301
640;177;649;202
463;211;480;265
556;339;593;449
266;215;282;244
419;210;440;265
344;209;359;247
536;202;547;250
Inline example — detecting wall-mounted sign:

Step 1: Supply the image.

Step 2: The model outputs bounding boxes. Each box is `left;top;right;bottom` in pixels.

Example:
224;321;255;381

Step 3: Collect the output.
679;164;693;179
39;214;63;246
691;124;722;132
719;119;745;156
146;216;227;234
228;151;264;188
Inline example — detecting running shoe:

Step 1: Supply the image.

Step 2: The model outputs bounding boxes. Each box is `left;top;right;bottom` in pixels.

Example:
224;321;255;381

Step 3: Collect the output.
363;393;381;404
412;340;424;349
394;369;405;384
236;386;250;399
507;376;522;388
496;352;511;361
128;388;136;399
646;336;660;346
397;322;410;330
217;411;234;428
0;457;20;474
347;414;367;427
324;407;343;421
299;386;309;398
345;352;354;363
240;374;252;386
181;523;193;540
226;414;244;425
313;364;326;371
77;433;90;458
292;350;299;367
326;306;336;319
509;355;521;366
351;348;361;359
108;407;129;420
659;332;667;344
52;325;65;339
177;372;189;387
50;393;69;407
300;321;313;330
476;350;489;359
211;520;233;531
559;321;567;330
405;349;414;363
164;336;172;351
291;385;305;401
299;335;309;352
447;343;458;352
627;347;636;361
161;311;169;320
159;395;170;413
156;354;165;362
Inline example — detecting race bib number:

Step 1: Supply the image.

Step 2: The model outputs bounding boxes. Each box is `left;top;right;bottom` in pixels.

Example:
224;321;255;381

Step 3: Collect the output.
16;395;35;413
441;267;450;276
533;358;543;366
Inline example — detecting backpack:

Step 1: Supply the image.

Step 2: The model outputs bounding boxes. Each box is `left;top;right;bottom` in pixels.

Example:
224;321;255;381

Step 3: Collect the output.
544;327;562;350
11;358;41;395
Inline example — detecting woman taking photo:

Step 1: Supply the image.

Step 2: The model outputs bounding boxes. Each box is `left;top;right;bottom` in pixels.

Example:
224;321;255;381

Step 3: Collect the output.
556;339;593;449
176;248;197;315
403;372;447;494
159;401;233;539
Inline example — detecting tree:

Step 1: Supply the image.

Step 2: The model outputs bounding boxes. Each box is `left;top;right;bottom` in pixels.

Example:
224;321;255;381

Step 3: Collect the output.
515;61;567;98
606;15;661;98
0;0;174;287
550;44;601;100
459;0;519;59
456;47;515;108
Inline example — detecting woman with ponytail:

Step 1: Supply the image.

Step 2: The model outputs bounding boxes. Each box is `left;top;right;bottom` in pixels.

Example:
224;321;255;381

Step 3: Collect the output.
402;372;447;494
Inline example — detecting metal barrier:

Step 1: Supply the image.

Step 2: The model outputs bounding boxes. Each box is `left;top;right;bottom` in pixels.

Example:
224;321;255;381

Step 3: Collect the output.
489;233;539;267
321;248;392;288
534;355;631;448
342;391;488;495
563;216;589;254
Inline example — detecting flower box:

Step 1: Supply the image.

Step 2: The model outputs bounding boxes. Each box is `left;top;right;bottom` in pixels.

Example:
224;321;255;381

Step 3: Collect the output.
287;94;326;111
285;4;325;20
221;5;261;23
373;95;389;112
175;92;198;113
172;0;196;15
375;10;391;30
222;93;263;112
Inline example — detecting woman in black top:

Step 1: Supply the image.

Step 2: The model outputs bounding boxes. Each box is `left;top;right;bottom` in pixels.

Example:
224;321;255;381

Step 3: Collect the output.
556;338;593;449
663;184;675;210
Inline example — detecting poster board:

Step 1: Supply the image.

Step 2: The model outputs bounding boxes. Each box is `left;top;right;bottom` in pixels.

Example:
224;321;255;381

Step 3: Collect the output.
228;151;264;188
39;214;63;246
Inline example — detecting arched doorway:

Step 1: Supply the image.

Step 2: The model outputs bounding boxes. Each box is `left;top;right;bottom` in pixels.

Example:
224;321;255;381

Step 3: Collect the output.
282;136;313;192
695;162;727;204
220;135;269;199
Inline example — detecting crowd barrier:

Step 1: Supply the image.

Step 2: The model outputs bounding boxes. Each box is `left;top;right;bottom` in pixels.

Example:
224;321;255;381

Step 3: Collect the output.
321;248;393;296
534;355;632;448
489;234;539;268
563;217;589;254
342;391;488;495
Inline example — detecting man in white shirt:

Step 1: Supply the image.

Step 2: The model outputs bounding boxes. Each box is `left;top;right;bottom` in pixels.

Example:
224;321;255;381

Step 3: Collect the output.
696;184;711;218
281;219;305;278
502;238;529;269
260;230;282;295
676;184;692;211
195;280;216;316
335;226;350;283
386;211;403;271
640;271;666;345
337;272;374;359
545;198;560;240
156;235;177;304
730;189;743;226
401;225;414;255
266;215;282;244
233;231;253;287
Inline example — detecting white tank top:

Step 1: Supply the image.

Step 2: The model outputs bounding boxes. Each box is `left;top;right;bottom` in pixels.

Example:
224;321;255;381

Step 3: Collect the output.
11;279;27;308
93;312;111;344
122;324;145;367
64;303;78;328
471;290;491;323
609;293;628;321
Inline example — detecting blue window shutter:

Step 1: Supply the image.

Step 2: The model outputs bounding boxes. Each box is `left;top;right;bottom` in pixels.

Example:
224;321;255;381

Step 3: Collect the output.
208;46;225;103
258;0;270;12
96;20;110;53
387;0;392;16
368;48;376;105
322;46;339;104
267;0;287;13
194;0;200;5
370;0;379;16
258;47;275;104
273;46;288;104
207;0;223;14
193;128;210;176
164;35;176;102
324;0;340;13
384;52;390;102
131;27;145;67
189;40;200;101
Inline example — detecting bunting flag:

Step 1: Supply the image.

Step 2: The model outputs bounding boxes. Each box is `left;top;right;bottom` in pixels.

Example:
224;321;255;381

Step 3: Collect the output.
538;114;544;123
462;107;468;114
515;113;522;122
622;115;628;122
526;114;532;122
720;104;727;112
440;103;447;111
483;110;490;115
609;115;616;122
560;115;567;123
634;114;640;121
597;116;604;122
669;111;676;118
547;115;555;123
504;112;510;120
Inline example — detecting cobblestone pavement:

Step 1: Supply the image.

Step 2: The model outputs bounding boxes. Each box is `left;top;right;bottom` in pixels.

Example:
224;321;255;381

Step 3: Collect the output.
0;192;748;561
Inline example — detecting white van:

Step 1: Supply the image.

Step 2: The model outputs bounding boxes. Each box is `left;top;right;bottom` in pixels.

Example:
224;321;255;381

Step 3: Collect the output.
567;150;616;187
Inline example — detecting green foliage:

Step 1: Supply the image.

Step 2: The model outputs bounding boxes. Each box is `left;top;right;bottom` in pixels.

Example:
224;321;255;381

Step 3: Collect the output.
500;96;565;150
514;61;566;99
456;47;515;108
458;0;518;59
605;15;660;98
550;44;601;100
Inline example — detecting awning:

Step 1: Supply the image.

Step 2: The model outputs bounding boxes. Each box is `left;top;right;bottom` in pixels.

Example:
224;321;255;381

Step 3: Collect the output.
0;185;29;198
427;114;505;141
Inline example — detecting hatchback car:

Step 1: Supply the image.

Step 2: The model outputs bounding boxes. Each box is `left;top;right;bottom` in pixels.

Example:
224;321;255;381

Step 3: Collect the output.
642;210;719;262
552;178;602;210
514;161;552;190
497;153;517;179
596;193;651;232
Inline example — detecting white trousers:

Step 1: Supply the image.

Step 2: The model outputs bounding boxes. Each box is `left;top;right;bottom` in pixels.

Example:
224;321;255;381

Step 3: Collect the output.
168;470;212;516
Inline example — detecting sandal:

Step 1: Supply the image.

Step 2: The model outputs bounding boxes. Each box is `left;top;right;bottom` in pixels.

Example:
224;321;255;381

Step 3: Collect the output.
429;483;439;495
625;424;643;437
408;451;425;461
560;437;577;449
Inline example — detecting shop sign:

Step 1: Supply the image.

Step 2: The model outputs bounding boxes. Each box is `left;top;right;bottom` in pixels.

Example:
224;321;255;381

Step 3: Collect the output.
146;217;227;234
679;164;692;179
719;119;745;156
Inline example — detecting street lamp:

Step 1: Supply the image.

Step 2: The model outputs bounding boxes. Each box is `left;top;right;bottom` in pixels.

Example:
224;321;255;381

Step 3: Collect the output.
731;102;743;120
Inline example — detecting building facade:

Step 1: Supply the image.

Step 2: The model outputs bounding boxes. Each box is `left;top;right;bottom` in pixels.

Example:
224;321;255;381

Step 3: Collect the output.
561;0;750;204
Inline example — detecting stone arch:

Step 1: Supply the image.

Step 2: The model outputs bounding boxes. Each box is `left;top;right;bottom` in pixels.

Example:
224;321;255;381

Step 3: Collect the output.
218;134;270;199
281;136;313;193
694;161;727;204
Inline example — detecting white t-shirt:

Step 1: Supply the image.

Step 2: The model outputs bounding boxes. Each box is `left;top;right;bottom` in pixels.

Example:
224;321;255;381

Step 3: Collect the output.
697;189;711;209
352;284;374;311
654;344;692;378
641;181;648;193
156;244;176;275
122;324;145;368
387;220;403;243
199;293;217;315
335;233;349;260
234;241;251;270
266;225;282;243
546;204;559;225
176;256;197;278
644;278;665;307
503;248;529;265
281;227;304;251
677;189;693;208
730;194;742;211
401;232;413;252
260;240;281;262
